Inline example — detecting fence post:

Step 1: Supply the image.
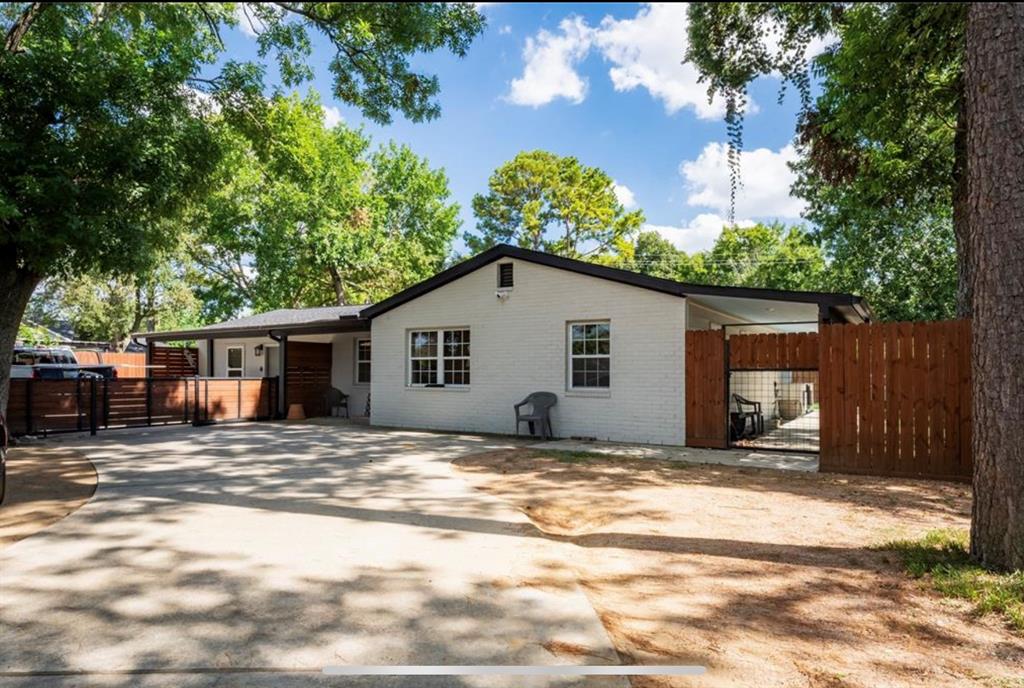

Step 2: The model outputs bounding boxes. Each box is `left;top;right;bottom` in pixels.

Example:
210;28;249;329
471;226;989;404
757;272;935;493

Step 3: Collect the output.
89;378;98;436
25;379;33;435
192;376;200;426
103;378;110;428
183;378;189;424
76;376;83;432
146;377;152;426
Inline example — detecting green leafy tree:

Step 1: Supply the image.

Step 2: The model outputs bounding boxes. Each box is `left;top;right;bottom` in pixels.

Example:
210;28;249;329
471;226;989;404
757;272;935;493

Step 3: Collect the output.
625;224;826;292
29;261;203;352
468;151;645;259
191;94;461;316
687;2;1024;569
687;3;963;319
0;2;485;411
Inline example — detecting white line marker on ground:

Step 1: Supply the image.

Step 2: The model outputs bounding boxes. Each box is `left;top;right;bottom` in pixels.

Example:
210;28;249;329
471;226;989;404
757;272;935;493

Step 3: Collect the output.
322;665;706;676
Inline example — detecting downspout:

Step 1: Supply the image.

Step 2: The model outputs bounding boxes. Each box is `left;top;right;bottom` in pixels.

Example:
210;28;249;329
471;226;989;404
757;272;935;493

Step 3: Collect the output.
269;331;287;418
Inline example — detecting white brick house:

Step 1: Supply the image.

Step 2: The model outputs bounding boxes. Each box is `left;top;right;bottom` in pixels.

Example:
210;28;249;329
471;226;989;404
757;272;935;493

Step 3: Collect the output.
139;244;869;446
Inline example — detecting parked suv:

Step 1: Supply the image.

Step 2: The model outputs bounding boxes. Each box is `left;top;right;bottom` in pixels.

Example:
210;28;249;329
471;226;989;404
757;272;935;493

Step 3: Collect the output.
11;346;117;380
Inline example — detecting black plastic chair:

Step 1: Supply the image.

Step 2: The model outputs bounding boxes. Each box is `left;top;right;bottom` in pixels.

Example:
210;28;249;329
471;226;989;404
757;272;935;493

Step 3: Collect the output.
324;387;349;418
732;394;764;437
514;392;558;440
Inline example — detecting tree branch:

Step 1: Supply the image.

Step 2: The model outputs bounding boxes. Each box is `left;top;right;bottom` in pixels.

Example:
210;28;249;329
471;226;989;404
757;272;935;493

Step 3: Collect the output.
197;3;225;50
4;2;47;55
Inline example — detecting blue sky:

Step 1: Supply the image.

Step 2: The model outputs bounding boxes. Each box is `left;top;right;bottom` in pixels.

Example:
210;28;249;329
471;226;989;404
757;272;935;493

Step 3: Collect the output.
225;3;817;254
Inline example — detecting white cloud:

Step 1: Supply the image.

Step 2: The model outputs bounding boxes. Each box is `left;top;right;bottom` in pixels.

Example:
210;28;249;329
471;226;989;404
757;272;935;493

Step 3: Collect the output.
594;3;727;119
646;215;756;254
506;17;593;107
322;105;344;128
235;3;263;38
612;182;636;208
499;24;512;35
506;4;730;118
680;142;804;219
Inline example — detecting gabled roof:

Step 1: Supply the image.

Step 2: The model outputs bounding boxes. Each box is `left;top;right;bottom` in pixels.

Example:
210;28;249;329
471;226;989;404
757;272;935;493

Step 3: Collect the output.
361;244;870;322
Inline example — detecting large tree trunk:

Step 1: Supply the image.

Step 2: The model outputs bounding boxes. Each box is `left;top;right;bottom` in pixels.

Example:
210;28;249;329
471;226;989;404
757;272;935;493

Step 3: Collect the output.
966;2;1024;571
0;263;42;416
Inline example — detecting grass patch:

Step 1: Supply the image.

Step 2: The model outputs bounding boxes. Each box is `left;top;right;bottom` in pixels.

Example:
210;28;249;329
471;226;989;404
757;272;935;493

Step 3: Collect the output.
877;529;1024;633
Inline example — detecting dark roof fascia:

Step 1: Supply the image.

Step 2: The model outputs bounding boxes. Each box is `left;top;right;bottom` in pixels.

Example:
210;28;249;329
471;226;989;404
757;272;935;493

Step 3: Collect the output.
137;316;369;342
362;244;867;320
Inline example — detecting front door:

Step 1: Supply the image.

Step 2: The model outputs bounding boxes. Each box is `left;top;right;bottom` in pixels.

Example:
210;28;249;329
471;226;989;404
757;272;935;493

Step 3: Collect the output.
265;346;279;378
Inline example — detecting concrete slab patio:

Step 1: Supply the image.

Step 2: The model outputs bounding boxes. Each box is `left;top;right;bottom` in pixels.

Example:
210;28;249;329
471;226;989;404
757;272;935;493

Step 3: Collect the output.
531;439;819;472
0;422;625;688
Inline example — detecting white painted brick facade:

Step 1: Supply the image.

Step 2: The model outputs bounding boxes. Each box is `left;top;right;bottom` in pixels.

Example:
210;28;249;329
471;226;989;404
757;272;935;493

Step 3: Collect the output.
370;258;688;445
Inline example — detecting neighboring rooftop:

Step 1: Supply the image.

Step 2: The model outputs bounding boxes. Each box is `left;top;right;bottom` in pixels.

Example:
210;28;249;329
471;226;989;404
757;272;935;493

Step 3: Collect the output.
201;305;367;331
136;305;369;341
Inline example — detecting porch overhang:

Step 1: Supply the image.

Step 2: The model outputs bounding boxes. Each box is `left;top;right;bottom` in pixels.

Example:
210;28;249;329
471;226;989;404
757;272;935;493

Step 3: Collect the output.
135;315;370;343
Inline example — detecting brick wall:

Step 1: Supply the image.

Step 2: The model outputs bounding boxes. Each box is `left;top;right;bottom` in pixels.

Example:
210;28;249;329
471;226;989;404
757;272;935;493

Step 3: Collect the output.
370;258;688;445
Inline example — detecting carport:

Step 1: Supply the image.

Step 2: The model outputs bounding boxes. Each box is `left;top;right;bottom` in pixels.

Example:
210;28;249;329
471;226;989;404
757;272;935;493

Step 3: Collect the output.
137;306;371;418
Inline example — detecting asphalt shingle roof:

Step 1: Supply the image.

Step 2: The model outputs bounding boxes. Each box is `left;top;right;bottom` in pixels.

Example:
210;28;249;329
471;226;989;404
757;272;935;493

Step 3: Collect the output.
201;305;367;331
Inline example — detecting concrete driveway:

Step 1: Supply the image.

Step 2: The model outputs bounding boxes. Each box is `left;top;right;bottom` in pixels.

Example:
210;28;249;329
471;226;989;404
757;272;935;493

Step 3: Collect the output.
0;421;623;687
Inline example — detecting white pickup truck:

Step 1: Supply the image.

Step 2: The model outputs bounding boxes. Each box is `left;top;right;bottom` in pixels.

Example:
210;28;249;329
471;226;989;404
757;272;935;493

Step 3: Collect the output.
11;346;117;380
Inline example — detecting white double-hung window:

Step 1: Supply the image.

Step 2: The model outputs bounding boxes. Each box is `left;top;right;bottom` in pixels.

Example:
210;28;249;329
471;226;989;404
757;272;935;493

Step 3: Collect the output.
568;321;610;389
409;329;470;387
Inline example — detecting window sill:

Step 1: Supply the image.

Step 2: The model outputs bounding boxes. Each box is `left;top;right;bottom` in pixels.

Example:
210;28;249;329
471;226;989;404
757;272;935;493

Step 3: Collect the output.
565;389;611;399
405;385;471;392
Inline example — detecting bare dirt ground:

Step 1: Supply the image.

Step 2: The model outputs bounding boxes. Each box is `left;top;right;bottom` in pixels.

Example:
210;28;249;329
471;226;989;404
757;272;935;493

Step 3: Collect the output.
0;443;97;547
453;449;1024;688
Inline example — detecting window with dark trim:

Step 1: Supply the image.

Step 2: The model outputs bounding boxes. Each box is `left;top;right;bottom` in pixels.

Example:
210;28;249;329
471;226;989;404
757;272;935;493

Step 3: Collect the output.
409;329;470;386
355;338;371;384
498;263;514;288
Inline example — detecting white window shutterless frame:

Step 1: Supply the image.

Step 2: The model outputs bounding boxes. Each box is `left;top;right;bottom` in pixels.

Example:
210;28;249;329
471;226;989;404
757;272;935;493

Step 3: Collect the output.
568;321;610;389
408;329;470;386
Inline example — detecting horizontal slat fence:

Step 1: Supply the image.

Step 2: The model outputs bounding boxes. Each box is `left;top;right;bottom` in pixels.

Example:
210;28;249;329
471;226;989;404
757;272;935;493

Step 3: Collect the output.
819;320;971;481
71;350;148;377
728;331;819;370
9;377;276;436
149;347;198;377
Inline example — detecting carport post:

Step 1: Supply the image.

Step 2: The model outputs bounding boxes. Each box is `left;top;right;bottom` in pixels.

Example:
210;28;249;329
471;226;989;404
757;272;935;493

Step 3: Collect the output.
206;339;215;377
268;331;287;418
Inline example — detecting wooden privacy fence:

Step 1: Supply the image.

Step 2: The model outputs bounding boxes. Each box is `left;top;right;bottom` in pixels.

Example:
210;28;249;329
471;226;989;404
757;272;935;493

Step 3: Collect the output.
819;320;972;481
685;330;727;449
149;346;199;377
8;376;277;437
69;349;198;378
729;331;819;370
684;319;973;481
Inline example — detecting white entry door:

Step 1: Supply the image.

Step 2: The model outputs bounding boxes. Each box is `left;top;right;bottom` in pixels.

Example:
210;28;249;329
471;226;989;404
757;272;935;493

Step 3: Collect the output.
265;346;280;378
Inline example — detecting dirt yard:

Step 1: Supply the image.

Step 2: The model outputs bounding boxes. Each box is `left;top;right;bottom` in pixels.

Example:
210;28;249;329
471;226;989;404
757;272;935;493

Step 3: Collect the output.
0;443;97;547
453;449;1024;688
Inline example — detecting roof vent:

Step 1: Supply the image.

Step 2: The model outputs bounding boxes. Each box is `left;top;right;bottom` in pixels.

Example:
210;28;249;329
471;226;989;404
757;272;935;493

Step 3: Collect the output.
498;263;514;289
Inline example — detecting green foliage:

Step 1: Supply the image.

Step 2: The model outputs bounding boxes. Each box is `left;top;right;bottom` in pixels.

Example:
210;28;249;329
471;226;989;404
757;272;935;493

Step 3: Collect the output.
29;261;203;351
190;93;460;318
16;321;60;346
624;223;827;292
241;2;485;124
878;529;1024;633
0;3;228;282
686;3;963;320
468;151;645;259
